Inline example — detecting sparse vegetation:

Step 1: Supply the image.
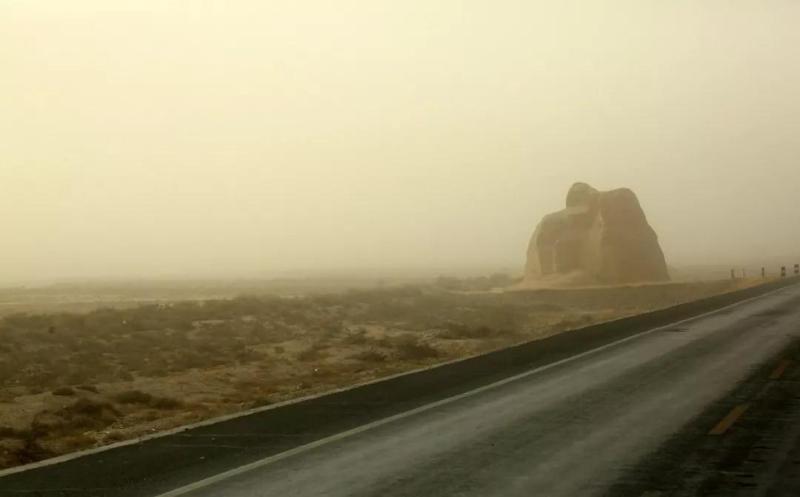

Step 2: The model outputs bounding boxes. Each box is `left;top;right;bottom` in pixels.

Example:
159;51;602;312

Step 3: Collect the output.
112;390;181;409
439;322;499;340
0;278;754;469
349;349;388;363
392;337;440;361
296;343;329;362
51;387;77;397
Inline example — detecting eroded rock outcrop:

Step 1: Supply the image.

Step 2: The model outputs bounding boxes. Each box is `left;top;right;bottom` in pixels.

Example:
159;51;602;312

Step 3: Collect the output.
524;182;669;285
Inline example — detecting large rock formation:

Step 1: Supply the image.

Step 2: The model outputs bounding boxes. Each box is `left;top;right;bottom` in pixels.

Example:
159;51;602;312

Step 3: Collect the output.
525;183;669;285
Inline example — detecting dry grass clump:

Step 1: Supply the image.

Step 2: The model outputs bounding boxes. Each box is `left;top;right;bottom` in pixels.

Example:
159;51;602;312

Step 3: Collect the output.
113;390;153;404
51;387;77;397
342;327;370;345
438;323;498;340
113;390;183;409
348;349;388;363
32;398;120;437
0;389;185;468
392;336;440;361
0;426;29;439
296;343;329;362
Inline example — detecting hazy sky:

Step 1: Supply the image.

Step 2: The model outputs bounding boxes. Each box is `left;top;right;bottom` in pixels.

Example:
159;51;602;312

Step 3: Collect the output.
4;1;800;283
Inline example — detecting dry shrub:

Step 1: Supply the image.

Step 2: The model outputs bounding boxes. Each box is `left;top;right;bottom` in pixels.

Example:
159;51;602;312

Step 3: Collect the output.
102;430;127;443
31;398;120;437
114;390;153;405
250;398;273;409
296;343;328;362
114;390;183;409
392;336;440;361
51;387;76;397
54;433;95;453
117;370;135;382
342;328;369;345
148;396;183;410
551;314;595;332
170;352;208;371
349;349;387;363
0;426;31;439
438;323;497;340
10;438;54;466
67;398;120;419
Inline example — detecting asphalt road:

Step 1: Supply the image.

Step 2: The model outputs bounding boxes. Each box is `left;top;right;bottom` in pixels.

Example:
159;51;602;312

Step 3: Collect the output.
147;284;800;497
609;325;800;496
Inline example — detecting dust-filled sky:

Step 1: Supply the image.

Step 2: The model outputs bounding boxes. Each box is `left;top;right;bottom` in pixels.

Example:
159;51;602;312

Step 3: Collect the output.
4;1;800;283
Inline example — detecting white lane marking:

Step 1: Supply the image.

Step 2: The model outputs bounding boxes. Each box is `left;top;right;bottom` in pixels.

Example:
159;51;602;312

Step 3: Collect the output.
154;285;797;497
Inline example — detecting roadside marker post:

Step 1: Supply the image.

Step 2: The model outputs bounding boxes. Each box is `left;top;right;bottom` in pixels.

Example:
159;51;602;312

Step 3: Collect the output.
781;266;787;278
795;264;799;276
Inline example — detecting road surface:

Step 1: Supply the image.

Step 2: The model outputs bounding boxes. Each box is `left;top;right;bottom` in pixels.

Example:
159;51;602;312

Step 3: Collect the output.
150;284;800;497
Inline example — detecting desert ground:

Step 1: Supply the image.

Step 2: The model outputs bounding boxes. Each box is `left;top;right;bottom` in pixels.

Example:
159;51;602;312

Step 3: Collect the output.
0;276;765;469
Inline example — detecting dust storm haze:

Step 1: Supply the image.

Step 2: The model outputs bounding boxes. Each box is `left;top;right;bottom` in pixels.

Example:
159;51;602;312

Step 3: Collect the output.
3;1;800;284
